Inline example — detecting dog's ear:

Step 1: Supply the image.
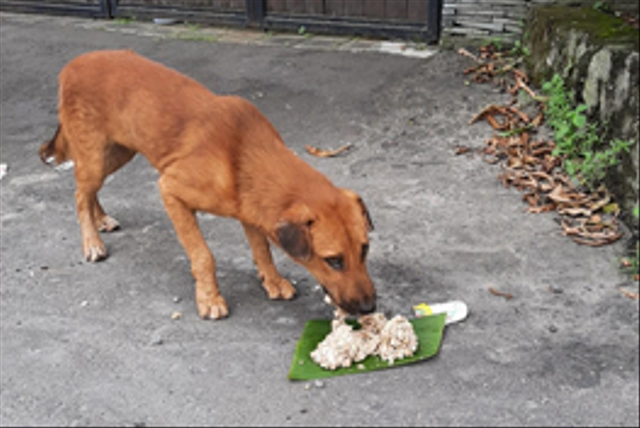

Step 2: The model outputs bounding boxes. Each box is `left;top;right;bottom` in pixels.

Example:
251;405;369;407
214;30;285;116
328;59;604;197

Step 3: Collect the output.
341;189;374;232
274;204;314;261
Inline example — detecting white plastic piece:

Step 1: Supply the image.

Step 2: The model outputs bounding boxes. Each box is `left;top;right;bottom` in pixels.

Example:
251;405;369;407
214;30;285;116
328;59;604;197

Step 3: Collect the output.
153;18;179;25
413;301;468;325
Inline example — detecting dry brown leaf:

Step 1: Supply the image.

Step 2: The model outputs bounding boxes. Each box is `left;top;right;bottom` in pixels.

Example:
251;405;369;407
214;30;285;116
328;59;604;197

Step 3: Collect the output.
585;188;611;212
569;233;623;246
487;115;510;130
455;146;472;155
469;104;502;125
531;171;555;191
558;207;593;217
523;192;539;206
508;156;524;169
548;185;587;206
561;219;585;236
588;214;603;224
508;80;521;96
515;75;539;99
458;48;483;63
507;106;531;124
529;204;556;214
513;69;530;83
305;143;352;158
618;287;639;300
488;287;514;300
531;111;545;127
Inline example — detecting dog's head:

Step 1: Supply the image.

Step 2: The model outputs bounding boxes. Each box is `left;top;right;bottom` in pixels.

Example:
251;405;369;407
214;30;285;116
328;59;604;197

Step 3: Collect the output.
273;188;376;315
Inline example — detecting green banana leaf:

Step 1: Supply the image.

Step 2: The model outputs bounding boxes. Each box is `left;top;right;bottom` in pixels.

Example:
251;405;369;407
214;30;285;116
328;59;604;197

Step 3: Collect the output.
288;313;447;381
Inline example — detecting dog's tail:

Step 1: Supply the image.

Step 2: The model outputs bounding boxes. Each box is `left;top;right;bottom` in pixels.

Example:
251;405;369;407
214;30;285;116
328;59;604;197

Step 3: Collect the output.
39;124;70;166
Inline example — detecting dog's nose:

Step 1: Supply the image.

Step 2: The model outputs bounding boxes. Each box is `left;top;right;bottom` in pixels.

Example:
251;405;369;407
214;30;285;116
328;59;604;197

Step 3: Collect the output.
341;297;376;315
358;298;376;315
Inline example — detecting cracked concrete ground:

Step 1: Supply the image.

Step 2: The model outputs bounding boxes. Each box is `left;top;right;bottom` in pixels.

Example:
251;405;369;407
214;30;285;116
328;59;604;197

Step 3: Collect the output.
1;12;638;427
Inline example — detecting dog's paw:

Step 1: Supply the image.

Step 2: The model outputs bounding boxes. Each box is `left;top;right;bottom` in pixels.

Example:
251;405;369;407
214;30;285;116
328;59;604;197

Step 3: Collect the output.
197;295;229;320
262;276;297;300
97;215;120;233
83;238;107;262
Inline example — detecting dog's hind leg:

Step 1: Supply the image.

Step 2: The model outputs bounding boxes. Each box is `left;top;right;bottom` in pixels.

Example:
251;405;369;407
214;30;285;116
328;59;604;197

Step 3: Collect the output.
159;175;229;320
72;140;110;262
242;223;297;300
94;144;136;232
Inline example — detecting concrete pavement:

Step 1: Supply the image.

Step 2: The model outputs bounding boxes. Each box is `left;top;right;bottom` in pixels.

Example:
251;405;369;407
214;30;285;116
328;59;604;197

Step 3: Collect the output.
0;12;638;427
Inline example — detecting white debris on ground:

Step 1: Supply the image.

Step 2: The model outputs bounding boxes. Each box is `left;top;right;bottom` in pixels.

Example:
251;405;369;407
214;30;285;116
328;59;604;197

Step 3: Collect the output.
0;163;7;180
310;308;419;370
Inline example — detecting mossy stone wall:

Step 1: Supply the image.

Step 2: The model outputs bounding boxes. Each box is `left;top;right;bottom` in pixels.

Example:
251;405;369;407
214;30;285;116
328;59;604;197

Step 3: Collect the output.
442;0;638;47
524;5;639;224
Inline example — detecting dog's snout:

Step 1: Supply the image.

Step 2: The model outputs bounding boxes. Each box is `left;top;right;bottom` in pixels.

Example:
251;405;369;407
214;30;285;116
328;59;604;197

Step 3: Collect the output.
341;294;376;315
359;297;376;315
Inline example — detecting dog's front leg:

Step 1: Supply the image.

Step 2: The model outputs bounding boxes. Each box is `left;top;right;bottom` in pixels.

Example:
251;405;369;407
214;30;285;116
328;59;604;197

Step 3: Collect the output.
242;223;297;300
159;178;228;319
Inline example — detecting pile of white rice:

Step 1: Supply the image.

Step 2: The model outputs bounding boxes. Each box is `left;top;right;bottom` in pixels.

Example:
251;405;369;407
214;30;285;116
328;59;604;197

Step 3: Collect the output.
310;312;418;370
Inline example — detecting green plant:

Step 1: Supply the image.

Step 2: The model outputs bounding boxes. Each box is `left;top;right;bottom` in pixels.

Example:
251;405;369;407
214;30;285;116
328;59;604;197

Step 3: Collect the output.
488;37;503;51
593;1;612;13
621;205;639;279
510;39;530;57
541;74;633;190
114;17;136;25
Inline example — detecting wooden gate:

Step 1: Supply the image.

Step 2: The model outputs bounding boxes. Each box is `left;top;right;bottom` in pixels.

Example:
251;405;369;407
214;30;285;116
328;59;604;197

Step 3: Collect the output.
0;0;109;17
1;0;442;42
108;0;250;27
262;0;440;40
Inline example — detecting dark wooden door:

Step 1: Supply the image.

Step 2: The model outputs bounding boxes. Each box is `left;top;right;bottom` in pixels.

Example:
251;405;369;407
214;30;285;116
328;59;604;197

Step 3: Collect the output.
0;0;108;17
0;0;442;42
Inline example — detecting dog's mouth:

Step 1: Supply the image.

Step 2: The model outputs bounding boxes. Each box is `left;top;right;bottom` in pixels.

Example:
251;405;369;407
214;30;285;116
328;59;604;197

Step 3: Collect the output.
323;291;349;319
321;286;376;317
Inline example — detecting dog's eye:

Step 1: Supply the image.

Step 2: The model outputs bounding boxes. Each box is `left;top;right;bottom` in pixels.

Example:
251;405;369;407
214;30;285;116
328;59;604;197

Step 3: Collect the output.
324;256;344;271
361;244;369;262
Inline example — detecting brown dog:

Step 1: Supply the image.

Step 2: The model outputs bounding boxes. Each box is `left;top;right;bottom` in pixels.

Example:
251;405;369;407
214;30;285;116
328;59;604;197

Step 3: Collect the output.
40;50;376;319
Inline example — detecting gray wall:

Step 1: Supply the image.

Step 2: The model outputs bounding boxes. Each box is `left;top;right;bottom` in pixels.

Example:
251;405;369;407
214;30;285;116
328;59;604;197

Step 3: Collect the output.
442;0;639;44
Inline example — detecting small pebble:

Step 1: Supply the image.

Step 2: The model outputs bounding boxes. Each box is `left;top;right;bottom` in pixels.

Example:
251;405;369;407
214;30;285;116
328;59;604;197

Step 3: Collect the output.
304;383;311;390
173;296;181;303
80;300;89;307
314;380;325;389
149;333;164;346
549;325;558;333
171;311;181;320
548;285;564;294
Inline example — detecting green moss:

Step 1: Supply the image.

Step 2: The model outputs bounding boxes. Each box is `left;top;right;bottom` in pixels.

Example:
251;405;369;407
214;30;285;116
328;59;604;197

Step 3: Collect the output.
536;6;639;50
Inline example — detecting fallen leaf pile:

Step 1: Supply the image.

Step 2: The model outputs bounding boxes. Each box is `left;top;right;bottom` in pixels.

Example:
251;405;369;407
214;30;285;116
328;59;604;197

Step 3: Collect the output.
459;45;623;247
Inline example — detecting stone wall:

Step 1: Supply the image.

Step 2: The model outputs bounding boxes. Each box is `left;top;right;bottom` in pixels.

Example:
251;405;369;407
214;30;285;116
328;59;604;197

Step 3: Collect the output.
523;5;639;224
442;0;639;45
